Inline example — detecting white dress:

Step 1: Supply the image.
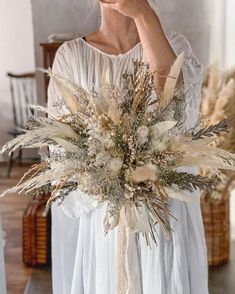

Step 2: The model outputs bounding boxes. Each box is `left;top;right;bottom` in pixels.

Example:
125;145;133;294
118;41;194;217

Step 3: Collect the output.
48;32;209;294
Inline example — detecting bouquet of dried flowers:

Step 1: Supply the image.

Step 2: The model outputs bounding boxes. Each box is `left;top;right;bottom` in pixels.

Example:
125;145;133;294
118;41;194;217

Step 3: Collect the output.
201;65;235;201
1;56;235;242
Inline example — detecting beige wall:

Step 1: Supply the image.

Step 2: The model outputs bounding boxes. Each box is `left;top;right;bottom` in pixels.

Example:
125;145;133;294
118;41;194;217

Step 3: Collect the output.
0;0;35;161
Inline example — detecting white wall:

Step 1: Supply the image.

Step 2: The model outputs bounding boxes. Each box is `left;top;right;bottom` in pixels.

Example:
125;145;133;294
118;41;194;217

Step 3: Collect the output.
225;0;235;68
0;0;35;161
208;0;226;66
156;0;210;67
208;0;235;68
31;0;100;103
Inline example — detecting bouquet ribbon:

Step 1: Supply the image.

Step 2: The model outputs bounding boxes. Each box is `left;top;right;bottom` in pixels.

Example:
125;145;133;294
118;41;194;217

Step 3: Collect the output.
116;205;149;294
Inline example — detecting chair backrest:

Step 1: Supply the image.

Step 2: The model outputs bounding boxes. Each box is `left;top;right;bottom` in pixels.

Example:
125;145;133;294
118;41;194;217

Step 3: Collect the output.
7;72;37;128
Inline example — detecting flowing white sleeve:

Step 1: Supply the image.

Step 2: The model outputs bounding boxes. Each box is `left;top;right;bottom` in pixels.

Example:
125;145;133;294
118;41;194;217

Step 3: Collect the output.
168;32;203;130
47;43;98;218
47;44;71;118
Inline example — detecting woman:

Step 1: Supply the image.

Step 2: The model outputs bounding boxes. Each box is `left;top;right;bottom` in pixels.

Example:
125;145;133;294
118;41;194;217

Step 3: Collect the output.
48;0;209;293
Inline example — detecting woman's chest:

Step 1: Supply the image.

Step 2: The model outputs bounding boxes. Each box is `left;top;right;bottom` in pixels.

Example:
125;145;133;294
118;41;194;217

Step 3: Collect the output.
68;42;143;91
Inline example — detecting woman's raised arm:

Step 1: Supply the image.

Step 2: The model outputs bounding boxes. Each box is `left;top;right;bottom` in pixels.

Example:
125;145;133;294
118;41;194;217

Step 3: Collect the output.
101;0;179;93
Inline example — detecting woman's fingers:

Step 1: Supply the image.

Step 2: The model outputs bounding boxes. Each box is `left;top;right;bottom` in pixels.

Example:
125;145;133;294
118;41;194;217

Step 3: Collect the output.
100;0;117;4
100;0;150;18
101;2;119;9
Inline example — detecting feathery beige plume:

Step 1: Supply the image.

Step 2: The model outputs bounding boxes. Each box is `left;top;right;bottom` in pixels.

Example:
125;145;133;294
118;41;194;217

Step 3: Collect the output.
41;68;92;115
130;166;157;183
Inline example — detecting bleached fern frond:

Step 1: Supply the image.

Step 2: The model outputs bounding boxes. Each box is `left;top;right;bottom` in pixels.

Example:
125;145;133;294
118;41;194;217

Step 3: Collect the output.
28;105;48;114
16;162;50;187
159;53;184;110
0;170;54;198
0;158;80;198
53;138;80;153
0;117;80;155
176;143;235;170
40;68;92;115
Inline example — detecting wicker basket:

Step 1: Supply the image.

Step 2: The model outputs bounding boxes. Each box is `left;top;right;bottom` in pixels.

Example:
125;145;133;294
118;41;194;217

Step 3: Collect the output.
23;197;51;267
201;192;230;266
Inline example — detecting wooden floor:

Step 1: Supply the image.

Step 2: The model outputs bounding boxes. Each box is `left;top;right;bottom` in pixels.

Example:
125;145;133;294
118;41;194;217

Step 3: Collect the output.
0;163;51;294
209;240;235;294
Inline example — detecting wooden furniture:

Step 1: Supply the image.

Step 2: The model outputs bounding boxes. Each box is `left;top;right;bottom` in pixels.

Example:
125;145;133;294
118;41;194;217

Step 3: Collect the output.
6;72;38;177
23;198;51;267
35;42;63;269
40;42;63;101
201;192;230;266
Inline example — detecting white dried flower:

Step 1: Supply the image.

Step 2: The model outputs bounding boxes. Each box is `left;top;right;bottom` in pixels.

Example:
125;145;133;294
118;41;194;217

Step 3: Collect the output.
103;134;115;149
145;163;157;173
109;158;123;174
124;168;132;181
152;140;167;152
94;151;111;167
124;191;134;199
88;139;103;157
130;166;157;183
124;184;135;199
108;101;122;124
137;126;149;145
124;184;135;191
151;121;176;138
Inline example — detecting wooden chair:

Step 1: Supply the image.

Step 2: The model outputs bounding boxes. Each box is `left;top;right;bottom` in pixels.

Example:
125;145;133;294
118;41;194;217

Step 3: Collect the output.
6;72;38;177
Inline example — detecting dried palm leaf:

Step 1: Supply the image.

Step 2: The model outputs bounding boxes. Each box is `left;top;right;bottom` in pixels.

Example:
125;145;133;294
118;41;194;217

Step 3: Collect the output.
159;53;184;110
176;143;235;170
41;68;91;115
0;118;80;155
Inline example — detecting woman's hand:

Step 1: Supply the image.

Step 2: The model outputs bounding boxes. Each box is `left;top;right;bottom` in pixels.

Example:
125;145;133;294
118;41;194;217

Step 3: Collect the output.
100;0;154;20
100;0;179;94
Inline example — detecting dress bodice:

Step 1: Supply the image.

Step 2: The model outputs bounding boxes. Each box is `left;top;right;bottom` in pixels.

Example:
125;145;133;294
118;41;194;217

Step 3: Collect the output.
48;32;202;130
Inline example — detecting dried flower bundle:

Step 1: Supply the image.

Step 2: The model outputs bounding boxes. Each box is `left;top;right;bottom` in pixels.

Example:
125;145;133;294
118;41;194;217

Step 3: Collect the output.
201;65;235;200
1;58;235;241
